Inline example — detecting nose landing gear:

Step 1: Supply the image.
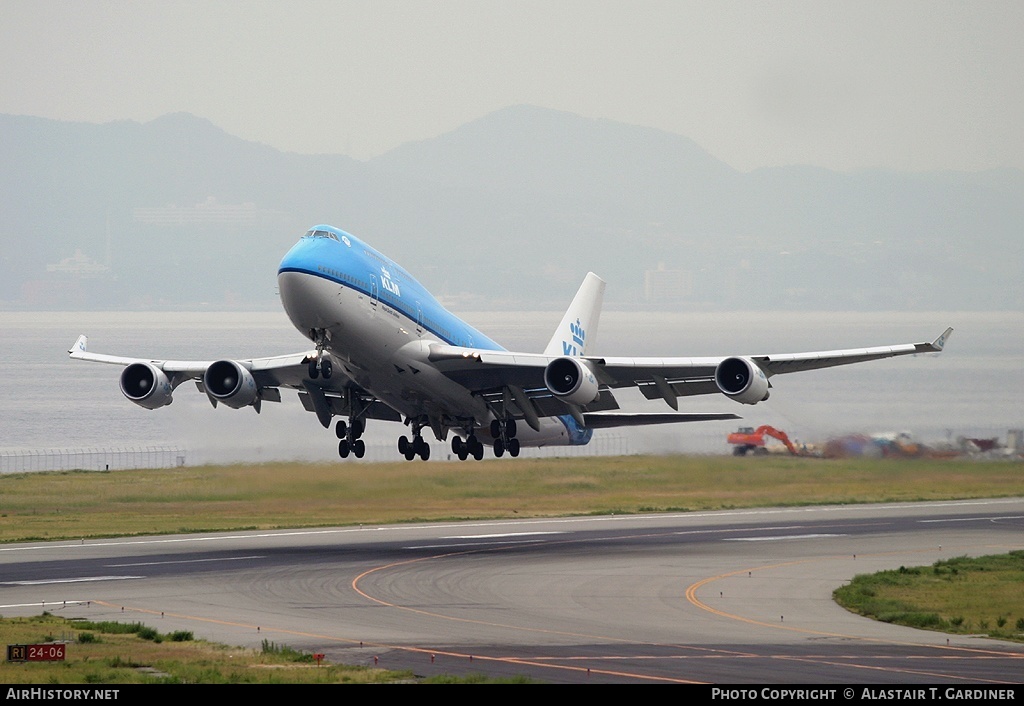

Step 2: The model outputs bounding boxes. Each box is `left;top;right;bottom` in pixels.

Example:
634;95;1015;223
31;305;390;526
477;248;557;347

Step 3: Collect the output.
307;328;333;380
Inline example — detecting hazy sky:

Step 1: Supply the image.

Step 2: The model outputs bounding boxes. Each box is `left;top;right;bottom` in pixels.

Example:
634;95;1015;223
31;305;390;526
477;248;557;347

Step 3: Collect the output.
3;1;1022;172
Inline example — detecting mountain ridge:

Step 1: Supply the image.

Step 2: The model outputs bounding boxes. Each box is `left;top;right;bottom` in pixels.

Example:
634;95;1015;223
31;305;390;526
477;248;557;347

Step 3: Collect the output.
1;106;1020;310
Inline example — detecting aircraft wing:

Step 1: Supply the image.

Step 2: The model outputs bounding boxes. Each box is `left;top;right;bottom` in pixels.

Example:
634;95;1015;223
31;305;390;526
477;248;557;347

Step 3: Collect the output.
430;327;952;413
68;335;400;426
70;334;319;389
593;326;953;400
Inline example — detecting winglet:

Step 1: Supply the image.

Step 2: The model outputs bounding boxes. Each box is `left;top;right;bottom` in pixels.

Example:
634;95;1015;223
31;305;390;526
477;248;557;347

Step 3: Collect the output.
930;327;953;352
69;335;88;357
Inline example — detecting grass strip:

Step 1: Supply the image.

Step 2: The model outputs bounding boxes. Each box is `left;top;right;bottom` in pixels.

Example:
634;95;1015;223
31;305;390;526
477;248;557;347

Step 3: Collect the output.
0;455;1021;543
833;551;1024;643
0;613;411;684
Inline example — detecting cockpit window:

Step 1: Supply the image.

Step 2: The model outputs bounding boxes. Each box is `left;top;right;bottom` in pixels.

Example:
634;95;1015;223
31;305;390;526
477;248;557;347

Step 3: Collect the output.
304;229;339;241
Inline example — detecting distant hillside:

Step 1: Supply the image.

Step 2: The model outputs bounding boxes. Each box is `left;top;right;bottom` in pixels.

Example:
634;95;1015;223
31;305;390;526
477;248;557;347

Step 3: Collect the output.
1;107;1021;310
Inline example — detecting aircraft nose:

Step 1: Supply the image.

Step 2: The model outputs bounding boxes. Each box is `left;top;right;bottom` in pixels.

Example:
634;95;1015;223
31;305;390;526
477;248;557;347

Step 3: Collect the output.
278;238;315;275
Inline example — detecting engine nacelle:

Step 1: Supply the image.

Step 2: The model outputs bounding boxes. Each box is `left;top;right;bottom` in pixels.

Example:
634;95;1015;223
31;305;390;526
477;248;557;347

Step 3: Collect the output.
203;360;258;409
119;362;173;409
715;357;770;405
544;357;600;406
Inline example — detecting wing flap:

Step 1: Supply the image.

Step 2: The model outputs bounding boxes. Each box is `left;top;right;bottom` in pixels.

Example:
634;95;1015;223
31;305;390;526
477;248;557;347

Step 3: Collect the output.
296;389;402;422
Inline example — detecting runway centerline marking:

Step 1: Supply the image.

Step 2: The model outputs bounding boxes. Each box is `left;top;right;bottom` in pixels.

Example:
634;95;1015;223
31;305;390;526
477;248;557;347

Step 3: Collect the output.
724;533;847;541
106;555;265;567
407;540;547;550
440;532;564;539
920;516;1024;524
2;576;143;585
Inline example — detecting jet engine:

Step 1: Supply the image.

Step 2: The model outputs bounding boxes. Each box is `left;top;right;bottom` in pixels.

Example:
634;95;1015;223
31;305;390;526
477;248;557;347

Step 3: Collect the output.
203;360;259;409
714;357;770;405
544;357;600;406
119;362;173;409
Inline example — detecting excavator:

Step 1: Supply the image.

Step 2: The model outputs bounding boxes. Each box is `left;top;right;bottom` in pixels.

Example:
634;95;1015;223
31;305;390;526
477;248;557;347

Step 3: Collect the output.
727;425;806;456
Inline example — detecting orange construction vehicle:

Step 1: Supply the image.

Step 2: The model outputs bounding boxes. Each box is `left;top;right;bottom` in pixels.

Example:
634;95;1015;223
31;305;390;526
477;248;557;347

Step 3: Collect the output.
727;425;802;456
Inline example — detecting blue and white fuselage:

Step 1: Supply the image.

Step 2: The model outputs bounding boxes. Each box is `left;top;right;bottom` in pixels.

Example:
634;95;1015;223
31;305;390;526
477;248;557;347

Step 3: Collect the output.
277;225;590;450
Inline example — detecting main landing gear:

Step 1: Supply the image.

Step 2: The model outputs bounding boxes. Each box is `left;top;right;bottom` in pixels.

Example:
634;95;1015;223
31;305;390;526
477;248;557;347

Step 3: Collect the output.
451;434;485;461
489;418;521;458
398;433;430;461
449;419;520;461
336;418;365;458
392;416;523;462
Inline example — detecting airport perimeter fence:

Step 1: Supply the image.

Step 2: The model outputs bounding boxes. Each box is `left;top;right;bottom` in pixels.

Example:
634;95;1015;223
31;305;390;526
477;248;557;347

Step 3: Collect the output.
0;446;187;473
0;433;636;472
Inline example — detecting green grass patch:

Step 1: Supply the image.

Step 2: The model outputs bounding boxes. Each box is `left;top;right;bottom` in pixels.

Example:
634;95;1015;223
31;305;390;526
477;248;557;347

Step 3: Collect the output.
0;614;410;684
834;551;1024;642
1;456;1021;543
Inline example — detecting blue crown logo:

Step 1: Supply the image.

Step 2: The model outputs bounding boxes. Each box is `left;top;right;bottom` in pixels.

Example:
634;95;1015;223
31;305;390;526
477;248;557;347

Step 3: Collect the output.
570;319;585;347
562;319;587;356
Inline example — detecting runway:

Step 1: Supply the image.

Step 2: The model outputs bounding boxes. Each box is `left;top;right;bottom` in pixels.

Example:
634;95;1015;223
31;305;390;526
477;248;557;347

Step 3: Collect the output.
1;499;1022;684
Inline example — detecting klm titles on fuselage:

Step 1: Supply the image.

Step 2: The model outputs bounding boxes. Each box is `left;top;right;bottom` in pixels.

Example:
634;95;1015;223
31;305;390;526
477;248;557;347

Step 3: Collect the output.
562;318;586;356
380;267;401;297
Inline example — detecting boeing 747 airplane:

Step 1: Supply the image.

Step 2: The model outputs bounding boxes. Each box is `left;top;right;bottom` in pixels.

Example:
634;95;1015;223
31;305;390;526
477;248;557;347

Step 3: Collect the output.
70;225;952;461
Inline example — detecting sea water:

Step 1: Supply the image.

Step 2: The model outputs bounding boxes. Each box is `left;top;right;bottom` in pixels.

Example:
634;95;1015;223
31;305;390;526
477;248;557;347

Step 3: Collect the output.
0;310;1020;468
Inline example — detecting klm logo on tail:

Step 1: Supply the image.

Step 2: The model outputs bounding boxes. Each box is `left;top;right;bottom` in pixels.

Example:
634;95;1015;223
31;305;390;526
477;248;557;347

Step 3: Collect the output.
562;318;586;356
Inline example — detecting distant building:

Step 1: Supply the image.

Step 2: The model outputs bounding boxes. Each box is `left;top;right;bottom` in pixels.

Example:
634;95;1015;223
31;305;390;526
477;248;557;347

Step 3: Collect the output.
644;263;693;303
46;250;110;277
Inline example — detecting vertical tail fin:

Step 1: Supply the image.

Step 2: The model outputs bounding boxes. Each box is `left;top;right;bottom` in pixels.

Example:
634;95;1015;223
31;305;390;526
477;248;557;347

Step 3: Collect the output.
543;272;605;357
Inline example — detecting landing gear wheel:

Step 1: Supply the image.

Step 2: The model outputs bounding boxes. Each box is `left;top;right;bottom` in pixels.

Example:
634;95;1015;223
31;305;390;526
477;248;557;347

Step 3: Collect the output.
321;358;332;379
490;419;501;438
308;361;319;379
335;420;347;439
398;436;410;455
493;438;505;458
508;438;521;457
452;436;469;461
352;439;365;458
338;439;350;458
505;419;517;438
350;419;364;439
410;435;430;460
